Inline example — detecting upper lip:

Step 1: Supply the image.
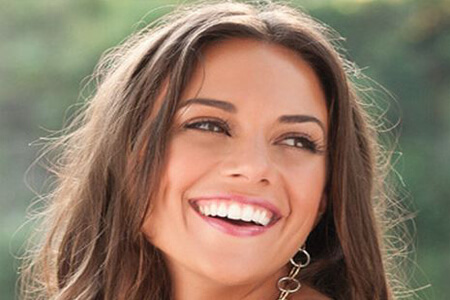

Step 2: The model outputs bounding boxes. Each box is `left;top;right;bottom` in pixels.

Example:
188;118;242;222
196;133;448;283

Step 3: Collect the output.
189;193;283;220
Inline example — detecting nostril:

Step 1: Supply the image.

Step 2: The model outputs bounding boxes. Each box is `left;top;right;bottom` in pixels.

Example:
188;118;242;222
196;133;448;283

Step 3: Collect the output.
228;172;270;184
260;178;270;185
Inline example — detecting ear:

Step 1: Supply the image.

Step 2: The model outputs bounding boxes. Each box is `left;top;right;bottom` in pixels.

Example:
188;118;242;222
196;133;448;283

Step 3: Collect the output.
313;194;327;227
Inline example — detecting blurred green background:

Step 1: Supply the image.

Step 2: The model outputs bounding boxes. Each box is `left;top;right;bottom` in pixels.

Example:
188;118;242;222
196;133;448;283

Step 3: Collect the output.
1;0;449;299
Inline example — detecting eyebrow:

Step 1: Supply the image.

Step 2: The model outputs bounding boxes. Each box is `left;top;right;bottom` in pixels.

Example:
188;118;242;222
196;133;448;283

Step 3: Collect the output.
180;97;325;133
179;98;237;113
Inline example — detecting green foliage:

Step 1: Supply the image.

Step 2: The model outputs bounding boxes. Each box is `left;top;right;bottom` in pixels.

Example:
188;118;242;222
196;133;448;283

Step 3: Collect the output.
1;0;448;298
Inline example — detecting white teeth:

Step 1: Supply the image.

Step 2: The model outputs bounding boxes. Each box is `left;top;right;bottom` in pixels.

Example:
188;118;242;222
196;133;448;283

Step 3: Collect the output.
241;205;253;222
227;204;241;220
252;210;261;224
217;203;227;217
259;211;270;226
210;202;218;216
197;201;273;226
258;210;267;224
263;218;270;226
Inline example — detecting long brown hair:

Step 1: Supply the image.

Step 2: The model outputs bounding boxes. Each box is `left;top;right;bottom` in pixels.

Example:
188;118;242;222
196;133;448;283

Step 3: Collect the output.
21;1;406;299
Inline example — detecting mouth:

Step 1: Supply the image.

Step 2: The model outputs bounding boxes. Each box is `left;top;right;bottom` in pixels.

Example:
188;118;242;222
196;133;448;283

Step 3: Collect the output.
188;196;281;236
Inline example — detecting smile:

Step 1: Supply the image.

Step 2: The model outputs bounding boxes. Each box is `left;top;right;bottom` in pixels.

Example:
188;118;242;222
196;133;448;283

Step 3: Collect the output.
189;194;281;237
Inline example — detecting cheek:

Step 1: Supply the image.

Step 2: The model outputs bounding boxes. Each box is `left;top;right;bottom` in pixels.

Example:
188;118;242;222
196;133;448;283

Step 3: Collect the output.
286;157;326;200
280;154;327;233
165;134;226;183
142;135;227;248
142;136;216;238
152;134;226;219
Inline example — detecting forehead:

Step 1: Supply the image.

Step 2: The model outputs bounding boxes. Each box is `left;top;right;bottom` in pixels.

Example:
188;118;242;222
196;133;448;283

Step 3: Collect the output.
180;38;328;129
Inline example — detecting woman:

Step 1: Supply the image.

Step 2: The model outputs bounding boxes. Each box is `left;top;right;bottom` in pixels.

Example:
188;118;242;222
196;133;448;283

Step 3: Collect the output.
21;1;404;299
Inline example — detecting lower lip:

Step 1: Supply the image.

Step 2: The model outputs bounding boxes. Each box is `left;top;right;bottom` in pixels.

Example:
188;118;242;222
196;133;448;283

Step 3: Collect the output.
193;207;275;237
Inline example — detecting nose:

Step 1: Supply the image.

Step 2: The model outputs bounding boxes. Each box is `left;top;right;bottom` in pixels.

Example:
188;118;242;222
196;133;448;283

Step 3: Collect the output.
219;137;275;186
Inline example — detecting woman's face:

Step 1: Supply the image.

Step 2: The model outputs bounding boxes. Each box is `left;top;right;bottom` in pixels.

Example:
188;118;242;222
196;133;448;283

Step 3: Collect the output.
142;38;328;286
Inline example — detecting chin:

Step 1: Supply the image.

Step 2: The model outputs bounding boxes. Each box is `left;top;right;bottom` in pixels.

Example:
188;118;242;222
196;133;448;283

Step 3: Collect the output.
190;249;276;286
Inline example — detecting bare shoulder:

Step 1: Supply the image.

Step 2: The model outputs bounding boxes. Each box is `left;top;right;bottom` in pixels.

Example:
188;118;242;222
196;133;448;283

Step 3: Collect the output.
292;284;332;300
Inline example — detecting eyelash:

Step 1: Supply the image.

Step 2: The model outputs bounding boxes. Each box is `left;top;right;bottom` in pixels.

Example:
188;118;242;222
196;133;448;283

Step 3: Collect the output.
183;118;324;154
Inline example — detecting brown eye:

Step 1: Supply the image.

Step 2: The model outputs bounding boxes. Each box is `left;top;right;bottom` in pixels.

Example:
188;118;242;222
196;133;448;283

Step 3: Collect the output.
278;135;322;154
184;119;231;136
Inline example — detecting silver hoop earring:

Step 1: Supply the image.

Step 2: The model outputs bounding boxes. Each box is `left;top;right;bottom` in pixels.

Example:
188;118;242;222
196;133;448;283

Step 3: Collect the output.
276;246;311;300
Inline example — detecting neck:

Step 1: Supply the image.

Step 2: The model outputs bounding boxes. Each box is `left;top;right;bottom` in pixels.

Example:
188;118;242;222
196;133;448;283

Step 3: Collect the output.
168;261;289;300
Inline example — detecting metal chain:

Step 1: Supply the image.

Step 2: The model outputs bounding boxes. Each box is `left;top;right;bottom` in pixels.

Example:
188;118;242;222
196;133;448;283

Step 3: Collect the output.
276;247;311;300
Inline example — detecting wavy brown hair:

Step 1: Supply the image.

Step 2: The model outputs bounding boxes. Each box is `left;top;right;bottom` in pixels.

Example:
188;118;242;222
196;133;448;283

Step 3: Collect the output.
21;1;406;299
